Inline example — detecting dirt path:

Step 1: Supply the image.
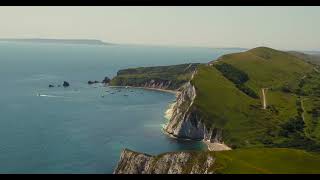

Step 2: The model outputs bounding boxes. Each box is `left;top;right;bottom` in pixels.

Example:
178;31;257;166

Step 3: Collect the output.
204;141;231;151
300;98;307;123
261;88;268;109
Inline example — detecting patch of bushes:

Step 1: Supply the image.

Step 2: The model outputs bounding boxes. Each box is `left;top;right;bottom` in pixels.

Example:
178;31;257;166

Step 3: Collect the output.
236;84;259;99
268;105;279;115
215;63;249;84
275;116;320;151
279;116;305;138
281;85;293;93
215;63;258;99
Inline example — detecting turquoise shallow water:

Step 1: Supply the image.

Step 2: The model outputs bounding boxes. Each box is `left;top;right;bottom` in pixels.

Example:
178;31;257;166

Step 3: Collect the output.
0;42;243;173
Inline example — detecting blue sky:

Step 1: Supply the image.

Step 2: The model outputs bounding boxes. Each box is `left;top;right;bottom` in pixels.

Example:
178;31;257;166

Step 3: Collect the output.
0;6;319;51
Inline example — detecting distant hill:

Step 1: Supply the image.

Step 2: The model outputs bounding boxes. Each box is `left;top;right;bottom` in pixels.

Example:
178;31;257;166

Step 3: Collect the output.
0;38;112;45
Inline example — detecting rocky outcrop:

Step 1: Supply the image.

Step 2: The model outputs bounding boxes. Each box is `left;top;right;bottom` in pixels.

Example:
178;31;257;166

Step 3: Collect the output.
141;79;173;90
102;76;111;84
63;81;70;87
113;149;216;174
113;78;177;90
88;80;100;85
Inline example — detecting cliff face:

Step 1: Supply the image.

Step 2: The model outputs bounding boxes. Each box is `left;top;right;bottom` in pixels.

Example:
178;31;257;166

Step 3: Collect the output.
164;78;223;143
131;79;175;90
113;149;216;174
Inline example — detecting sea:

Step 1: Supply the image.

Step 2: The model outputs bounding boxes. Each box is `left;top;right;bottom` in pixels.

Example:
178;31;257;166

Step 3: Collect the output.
0;41;244;173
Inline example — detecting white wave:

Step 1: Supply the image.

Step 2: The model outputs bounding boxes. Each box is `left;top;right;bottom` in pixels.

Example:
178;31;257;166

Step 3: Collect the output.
162;102;176;130
164;102;176;120
37;94;68;98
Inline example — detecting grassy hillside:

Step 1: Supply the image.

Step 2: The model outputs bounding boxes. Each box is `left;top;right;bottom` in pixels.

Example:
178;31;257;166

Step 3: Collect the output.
214;148;320;174
214;47;313;90
109;47;320;151
110;63;199;90
191;47;320;150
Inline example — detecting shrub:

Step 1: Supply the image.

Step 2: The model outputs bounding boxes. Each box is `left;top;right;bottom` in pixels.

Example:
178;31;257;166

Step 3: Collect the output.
215;63;249;85
215;63;258;99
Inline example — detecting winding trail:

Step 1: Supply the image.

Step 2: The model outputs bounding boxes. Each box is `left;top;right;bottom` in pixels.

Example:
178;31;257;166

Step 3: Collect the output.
261;88;268;109
300;98;308;123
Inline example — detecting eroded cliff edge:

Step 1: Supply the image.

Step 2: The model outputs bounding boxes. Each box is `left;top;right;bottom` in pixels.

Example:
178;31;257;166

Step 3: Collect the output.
113;149;216;174
164;74;226;146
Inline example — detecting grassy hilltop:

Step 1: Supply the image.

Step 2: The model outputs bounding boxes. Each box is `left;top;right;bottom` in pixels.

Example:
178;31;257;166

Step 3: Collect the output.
191;47;320;150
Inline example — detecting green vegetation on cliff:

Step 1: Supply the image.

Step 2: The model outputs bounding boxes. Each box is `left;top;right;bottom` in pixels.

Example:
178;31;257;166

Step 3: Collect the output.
110;63;199;90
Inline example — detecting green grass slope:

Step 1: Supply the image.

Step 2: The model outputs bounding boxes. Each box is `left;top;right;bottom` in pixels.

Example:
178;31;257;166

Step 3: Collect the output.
215;47;313;90
214;148;320;174
192;47;320;150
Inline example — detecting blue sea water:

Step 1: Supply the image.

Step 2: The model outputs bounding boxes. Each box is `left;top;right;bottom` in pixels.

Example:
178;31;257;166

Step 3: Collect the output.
0;42;243;173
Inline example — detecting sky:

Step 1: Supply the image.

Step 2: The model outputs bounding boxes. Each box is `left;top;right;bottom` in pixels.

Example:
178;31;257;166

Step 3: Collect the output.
0;6;319;51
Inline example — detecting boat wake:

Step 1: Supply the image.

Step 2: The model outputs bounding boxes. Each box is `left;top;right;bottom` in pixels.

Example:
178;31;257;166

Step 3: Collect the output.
37;94;68;98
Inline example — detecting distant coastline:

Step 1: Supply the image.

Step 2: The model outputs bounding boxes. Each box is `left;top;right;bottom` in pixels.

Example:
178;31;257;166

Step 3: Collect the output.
0;38;113;46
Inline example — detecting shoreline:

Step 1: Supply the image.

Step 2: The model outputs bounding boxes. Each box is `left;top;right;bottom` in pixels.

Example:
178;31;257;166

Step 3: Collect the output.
108;85;179;95
109;85;231;152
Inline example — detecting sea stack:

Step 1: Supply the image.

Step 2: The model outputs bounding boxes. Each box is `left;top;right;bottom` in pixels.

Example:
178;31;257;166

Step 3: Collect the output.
88;80;100;85
63;81;70;87
102;76;110;84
